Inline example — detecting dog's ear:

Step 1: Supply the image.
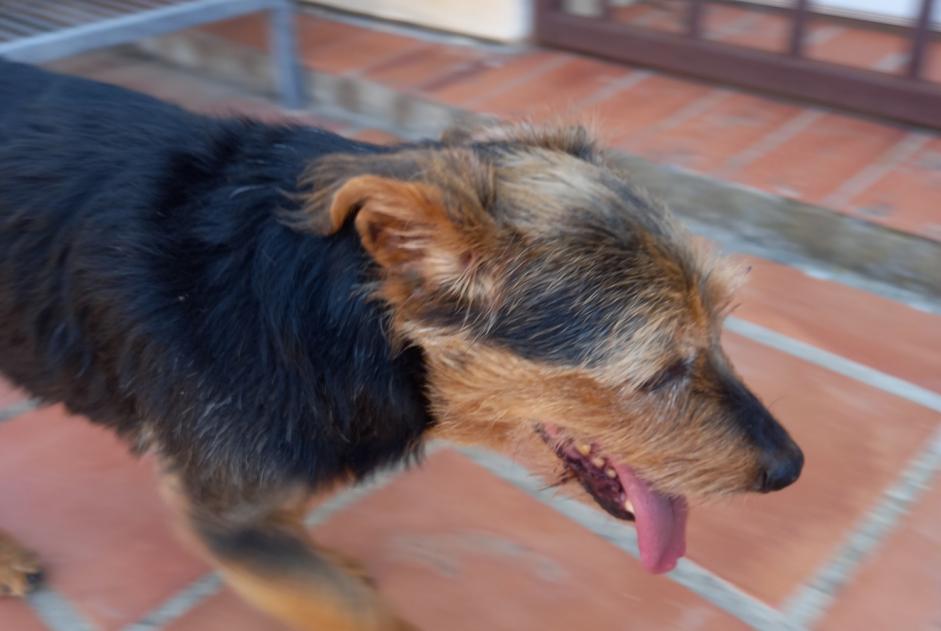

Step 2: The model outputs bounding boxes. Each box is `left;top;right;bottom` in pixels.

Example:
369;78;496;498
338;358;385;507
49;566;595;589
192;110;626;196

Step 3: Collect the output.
324;175;472;279
289;151;499;302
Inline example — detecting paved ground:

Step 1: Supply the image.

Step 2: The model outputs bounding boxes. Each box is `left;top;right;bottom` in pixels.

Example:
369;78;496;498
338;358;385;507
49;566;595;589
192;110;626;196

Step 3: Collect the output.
0;10;940;631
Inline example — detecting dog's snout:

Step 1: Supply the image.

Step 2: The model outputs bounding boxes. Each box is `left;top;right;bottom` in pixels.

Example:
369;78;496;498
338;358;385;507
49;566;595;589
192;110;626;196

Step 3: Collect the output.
755;441;803;492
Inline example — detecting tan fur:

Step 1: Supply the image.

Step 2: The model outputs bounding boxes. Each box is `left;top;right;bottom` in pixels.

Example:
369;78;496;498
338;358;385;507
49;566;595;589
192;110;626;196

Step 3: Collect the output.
0;530;41;597
297;121;768;500
158;472;413;631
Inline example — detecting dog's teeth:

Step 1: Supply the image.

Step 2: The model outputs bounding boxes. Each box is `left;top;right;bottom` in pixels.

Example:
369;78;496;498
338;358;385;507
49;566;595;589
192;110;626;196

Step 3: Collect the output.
577;444;591;456
591;457;605;468
605;468;617;478
624;499;634;513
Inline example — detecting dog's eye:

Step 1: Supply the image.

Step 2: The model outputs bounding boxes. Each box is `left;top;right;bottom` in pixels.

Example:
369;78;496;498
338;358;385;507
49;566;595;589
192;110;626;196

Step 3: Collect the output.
641;358;691;392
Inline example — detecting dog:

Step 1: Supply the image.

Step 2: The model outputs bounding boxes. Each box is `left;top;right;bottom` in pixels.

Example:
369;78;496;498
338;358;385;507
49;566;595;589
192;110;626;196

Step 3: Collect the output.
0;58;803;630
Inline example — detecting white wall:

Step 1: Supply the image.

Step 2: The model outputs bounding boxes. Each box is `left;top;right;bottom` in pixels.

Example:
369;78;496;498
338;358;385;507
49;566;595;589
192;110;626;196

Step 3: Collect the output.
309;0;533;42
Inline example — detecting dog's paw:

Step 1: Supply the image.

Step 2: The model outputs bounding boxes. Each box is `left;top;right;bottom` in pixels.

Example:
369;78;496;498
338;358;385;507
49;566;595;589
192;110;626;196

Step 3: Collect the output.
0;532;43;597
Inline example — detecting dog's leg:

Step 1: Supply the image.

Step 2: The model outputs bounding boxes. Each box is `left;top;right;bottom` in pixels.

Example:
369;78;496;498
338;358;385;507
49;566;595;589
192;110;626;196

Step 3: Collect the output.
160;476;413;631
0;530;42;596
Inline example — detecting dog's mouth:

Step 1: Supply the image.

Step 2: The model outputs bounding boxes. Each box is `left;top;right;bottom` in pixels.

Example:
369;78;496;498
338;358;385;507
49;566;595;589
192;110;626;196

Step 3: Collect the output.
536;423;688;574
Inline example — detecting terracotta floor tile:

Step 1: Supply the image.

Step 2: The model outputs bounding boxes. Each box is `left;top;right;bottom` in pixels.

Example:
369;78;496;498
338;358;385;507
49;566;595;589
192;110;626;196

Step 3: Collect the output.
201;14;371;56
364;43;484;91
0;602;49;631
301;27;426;76
732;112;905;204
583;74;712;145
927;41;941;83
613;2;685;33
173;451;749;631
709;11;793;53
687;333;940;604
821;477;941;630
702;4;756;41
0;408;208;631
808;25;907;73
845;136;941;239
734;255;941;393
425;50;564;107
474;57;634;121
199;14;268;49
0;378;27;409
350;128;403;145
625;91;799;172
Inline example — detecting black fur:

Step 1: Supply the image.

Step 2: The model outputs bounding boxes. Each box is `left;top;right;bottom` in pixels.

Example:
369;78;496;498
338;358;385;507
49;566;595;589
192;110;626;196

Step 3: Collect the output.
0;59;431;500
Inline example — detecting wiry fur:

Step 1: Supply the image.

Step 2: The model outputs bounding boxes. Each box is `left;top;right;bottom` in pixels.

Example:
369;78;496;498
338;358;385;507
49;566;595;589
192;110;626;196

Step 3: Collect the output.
0;59;802;630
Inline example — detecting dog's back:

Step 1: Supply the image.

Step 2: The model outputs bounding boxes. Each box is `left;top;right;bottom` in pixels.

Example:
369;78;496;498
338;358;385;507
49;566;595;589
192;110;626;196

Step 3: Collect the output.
0;60;431;488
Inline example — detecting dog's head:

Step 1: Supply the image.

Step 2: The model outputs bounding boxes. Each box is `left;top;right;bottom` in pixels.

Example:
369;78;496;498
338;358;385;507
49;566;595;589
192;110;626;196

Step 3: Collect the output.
295;123;803;573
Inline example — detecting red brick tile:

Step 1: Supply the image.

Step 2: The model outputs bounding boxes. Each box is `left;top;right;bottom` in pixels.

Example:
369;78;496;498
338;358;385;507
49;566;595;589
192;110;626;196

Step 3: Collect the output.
845;136;941;239
204;15;405;75
735;255;941;393
703;6;841;54
294;17;373;56
0;602;49;631
0;408;208;631
702;4;753;41
625;92;800;172
687;333;939;604
171;451;748;631
808;24;907;73
732;112;905;204
709;11;792;53
927;41;941;83
364;44;484;91
350;128;403;145
425;50;563;107
474;57;633;121
821;478;941;630
0;378;27;409
613;2;685;33
199;14;268;49
583;74;712;145
300;26;426;76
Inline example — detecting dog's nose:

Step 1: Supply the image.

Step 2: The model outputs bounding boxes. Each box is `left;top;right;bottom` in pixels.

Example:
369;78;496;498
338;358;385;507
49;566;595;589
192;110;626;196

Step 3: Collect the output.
755;442;804;493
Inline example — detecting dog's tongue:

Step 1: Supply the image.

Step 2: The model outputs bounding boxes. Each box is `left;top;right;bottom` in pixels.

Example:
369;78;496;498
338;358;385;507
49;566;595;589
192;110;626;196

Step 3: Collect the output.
614;464;688;574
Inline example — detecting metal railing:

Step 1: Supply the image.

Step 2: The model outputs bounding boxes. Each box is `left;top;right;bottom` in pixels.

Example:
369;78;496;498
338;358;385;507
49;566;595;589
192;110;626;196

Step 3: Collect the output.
535;0;941;128
0;0;304;108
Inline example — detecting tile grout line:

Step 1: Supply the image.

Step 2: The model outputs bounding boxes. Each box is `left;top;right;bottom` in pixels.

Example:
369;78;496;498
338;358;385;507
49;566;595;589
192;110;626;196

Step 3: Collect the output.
781;425;941;627
462;53;572;109
649;89;733;133
726;317;941;412
717;109;824;178
28;587;100;631
0;399;38;423
121;574;222;631
822;131;932;209
573;68;654;111
615;88;733;148
450;444;797;631
121;443;447;631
